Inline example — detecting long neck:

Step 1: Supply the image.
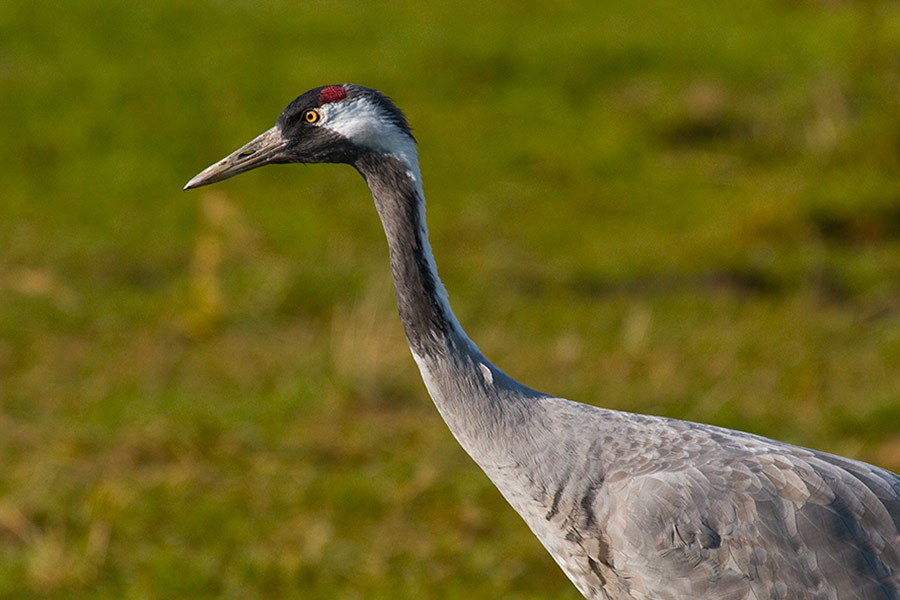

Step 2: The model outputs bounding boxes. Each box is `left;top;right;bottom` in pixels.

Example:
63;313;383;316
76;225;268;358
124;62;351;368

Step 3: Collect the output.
354;150;468;359
354;150;543;461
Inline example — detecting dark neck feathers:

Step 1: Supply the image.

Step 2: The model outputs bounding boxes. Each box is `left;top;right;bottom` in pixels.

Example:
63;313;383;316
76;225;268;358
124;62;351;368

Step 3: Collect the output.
353;149;546;468
354;151;459;358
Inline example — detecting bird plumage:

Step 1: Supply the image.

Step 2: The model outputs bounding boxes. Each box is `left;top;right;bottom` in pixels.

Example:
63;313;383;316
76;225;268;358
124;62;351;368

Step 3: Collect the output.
185;84;900;599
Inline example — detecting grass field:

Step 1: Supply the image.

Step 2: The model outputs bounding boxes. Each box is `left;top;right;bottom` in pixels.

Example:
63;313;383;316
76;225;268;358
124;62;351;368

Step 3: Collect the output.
2;0;900;598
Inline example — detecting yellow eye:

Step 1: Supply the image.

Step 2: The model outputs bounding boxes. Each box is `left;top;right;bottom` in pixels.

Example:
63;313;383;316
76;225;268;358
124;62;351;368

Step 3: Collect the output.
303;109;320;124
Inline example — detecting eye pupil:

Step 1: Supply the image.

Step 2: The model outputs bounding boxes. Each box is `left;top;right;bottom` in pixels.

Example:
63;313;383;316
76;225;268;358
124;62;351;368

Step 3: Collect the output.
304;110;319;123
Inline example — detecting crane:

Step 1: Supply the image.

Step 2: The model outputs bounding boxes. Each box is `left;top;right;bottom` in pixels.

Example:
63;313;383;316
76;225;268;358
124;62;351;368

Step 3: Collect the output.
185;84;900;599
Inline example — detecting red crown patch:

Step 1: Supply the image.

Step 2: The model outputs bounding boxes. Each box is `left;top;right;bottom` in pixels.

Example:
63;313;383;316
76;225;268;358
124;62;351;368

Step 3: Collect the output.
318;85;347;106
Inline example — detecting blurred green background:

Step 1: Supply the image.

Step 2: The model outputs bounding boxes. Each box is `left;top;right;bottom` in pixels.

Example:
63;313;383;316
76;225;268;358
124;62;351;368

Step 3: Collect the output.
2;0;900;598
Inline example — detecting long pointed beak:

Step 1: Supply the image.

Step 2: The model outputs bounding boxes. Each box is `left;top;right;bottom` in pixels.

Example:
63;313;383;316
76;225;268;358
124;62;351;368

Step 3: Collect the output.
184;126;290;190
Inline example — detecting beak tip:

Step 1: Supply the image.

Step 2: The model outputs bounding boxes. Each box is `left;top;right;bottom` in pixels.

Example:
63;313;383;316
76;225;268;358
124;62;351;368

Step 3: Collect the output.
183;173;208;191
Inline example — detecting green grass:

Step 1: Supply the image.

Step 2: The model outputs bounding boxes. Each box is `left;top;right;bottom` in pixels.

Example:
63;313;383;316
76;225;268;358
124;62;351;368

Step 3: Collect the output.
2;0;900;597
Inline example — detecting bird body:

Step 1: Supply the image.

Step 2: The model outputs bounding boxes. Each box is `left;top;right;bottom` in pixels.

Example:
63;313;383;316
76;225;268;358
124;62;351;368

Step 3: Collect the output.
185;84;900;599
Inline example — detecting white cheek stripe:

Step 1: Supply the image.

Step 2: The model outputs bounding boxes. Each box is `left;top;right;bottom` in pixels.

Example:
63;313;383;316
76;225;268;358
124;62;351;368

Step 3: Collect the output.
319;97;418;171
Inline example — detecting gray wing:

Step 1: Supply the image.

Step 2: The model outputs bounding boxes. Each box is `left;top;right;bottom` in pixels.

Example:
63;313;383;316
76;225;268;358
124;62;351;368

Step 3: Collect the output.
597;433;900;599
523;405;900;600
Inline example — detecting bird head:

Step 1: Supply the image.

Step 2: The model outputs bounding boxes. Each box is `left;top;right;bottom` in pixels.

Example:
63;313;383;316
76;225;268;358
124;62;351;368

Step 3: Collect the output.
184;84;415;190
